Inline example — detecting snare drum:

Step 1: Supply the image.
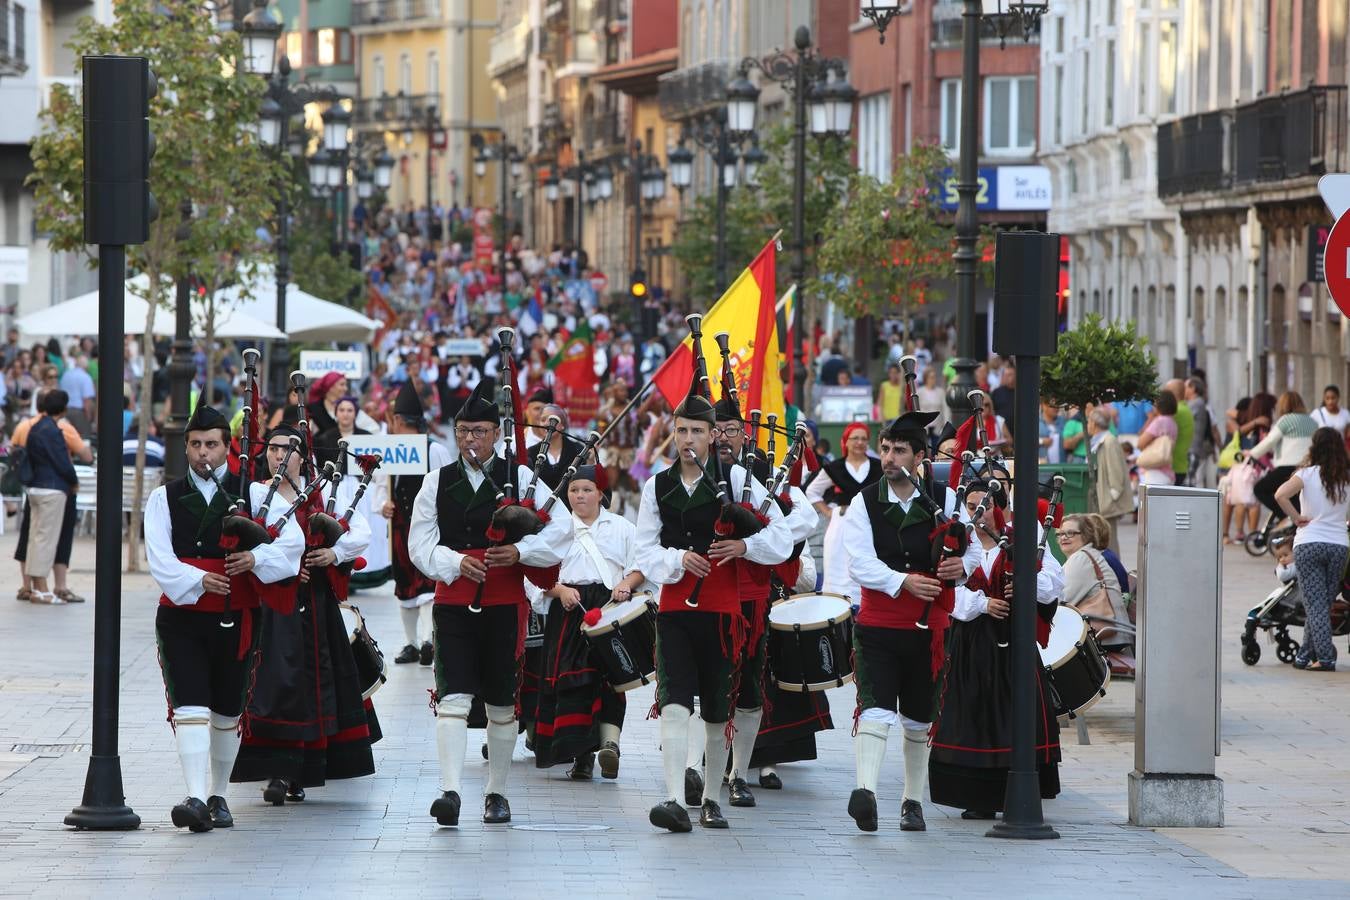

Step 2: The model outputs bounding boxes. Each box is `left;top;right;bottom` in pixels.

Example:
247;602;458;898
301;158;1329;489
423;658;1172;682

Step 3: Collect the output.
580;592;658;692
767;593;855;692
1039;604;1110;718
339;603;388;701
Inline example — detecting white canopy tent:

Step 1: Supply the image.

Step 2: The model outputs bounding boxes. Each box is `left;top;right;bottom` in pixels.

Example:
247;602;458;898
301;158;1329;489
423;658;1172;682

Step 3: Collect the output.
17;276;286;340
216;267;378;343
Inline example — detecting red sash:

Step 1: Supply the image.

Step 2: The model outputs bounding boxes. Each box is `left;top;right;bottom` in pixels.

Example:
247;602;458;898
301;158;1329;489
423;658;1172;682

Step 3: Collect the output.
658;560;740;614
434;548;526;607
772;558;802;591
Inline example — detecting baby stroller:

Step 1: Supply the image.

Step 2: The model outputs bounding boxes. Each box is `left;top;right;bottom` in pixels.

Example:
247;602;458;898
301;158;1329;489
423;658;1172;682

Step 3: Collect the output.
1240;578;1350;665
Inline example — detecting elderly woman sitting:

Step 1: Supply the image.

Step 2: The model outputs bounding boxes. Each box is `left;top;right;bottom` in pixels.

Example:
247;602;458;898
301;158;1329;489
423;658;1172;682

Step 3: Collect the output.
1057;513;1132;651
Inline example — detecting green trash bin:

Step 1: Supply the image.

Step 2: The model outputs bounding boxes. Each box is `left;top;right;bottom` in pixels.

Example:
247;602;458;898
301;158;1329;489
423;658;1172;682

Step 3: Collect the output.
1040;462;1091;563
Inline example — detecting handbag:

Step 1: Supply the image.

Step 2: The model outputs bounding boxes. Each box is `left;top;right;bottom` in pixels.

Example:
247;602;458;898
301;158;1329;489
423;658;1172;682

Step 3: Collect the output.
1218;431;1241;469
1136;433;1173;470
1070;550;1126;645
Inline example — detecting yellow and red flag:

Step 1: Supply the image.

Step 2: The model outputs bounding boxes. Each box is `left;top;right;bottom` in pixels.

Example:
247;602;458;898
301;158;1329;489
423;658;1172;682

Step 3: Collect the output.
652;237;785;448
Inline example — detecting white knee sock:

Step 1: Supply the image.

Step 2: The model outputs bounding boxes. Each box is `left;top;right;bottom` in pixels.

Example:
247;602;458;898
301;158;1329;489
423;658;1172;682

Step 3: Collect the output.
208;712;241;798
686;710;704;769
702;721;730;804
400;605;420;645
598;722;621;747
729;707;763;781
418;603;433;644
172;706;211;802
855;720;890;793
484;704;516;797
901;727;931;803
435;695;472;794
659;705;691;804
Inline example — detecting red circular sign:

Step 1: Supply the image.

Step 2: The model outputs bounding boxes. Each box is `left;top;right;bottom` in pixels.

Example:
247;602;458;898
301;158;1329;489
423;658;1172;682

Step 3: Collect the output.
589;272;608;293
1327;214;1350;318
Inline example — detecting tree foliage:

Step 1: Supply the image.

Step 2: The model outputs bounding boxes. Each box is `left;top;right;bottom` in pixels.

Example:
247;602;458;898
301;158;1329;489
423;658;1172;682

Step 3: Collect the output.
808;142;966;319
1040;313;1159;410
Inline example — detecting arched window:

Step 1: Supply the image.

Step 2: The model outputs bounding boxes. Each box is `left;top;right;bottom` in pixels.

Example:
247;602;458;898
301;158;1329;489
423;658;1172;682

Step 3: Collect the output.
399;53;412;96
371;54;384;98
427;51;439;98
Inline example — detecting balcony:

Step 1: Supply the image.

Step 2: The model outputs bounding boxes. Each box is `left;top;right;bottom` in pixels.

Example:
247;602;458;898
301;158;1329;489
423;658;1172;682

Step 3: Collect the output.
351;0;441;30
657;60;736;122
0;0;28;78
354;92;441;127
488;18;531;77
1158;85;1347;200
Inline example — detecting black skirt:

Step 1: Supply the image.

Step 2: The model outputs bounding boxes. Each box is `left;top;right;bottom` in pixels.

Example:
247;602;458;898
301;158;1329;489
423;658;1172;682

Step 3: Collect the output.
532;583;626;768
928;615;1060;813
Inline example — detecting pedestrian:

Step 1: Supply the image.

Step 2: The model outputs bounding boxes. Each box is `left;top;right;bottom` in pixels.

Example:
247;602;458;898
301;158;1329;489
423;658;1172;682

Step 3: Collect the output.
17;390;81;604
1163;379;1193;485
1250;391;1318;527
877;363;904;421
1135;389;1179;488
990;363;1015;425
1039;401;1065;464
1088;409;1133;553
1310;385;1350;438
1275;427;1350;672
1185;377;1218;487
917;368;945;434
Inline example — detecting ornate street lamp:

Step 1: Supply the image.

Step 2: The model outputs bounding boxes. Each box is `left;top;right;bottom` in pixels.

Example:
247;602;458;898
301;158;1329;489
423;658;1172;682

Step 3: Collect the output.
742;139;768;188
373;148;394;189
668;141;693;194
322;103;351;153
239;0;281;77
859;0;906;43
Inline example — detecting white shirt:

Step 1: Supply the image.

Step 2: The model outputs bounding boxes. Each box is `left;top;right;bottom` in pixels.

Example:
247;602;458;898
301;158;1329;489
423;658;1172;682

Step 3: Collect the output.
1312;406;1350;433
634;460;794;585
1293;465;1350;548
525;509;640;613
804;458;873;508
951;539;1064;621
145;470;305;607
842;481;984;599
407;458;572;584
319;475;373;565
779;484;820;544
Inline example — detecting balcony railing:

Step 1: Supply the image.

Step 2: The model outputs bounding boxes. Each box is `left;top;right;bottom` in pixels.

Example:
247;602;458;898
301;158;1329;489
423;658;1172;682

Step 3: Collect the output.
488;18;530;76
1158;85;1347;199
354;92;441;126
351;0;441;29
0;0;28;78
657;60;736;122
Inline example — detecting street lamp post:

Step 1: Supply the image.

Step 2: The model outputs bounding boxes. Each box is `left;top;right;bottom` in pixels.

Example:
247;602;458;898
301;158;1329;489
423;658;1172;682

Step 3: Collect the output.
425;104;446;208
163;200;196;481
474;133;521;287
677;111;740;296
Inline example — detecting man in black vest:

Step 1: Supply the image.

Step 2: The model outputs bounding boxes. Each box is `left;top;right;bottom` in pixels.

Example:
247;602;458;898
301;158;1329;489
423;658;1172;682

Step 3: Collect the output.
839;411;982;834
144;405;304;832
634;379;793;833
408;382;571;828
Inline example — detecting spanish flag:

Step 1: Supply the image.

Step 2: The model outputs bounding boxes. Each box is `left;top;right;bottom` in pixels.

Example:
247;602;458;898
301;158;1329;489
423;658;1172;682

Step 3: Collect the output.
653;237;785;448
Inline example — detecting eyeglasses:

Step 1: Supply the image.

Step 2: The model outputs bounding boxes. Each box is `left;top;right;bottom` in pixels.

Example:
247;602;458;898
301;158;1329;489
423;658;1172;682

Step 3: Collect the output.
454;426;493;440
711;426;743;438
1057;529;1082;538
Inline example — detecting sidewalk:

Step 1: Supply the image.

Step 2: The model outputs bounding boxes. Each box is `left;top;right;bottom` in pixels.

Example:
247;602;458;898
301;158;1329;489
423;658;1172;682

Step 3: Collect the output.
0;520;1347;897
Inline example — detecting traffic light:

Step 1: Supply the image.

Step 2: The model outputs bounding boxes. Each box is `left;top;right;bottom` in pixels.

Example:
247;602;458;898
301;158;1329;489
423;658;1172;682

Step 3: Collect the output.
83;55;157;246
629;268;648;299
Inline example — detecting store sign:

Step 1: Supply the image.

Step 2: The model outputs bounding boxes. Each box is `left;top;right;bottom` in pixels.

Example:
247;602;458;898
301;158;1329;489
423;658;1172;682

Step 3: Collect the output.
1308;223;1332;283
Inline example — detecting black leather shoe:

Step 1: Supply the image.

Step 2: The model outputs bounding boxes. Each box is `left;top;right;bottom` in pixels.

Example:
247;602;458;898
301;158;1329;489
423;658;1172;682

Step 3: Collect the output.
728;777;756;808
758;770;783;790
900;798;927;832
568;753;595;780
286;784;305;802
483;793;512;824
699;799;729;829
262;779;287;806
597;741;620;779
649;800;692;833
394;644;419;664
171;797;213;833
430;790;461;826
684;767;704;807
961;809;996;820
419;641;435;666
848;788;878;832
206;795;233;828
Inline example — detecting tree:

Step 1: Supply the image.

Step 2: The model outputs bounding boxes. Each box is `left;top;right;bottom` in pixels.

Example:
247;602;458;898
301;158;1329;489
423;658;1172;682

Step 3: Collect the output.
808;142;964;320
1040;313;1159;412
27;0;286;570
289;206;365;306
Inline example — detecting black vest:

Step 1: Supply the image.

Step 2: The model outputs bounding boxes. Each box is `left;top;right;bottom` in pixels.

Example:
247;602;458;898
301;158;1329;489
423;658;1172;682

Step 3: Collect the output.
822;457;882;507
165;473;242;559
859;480;935;575
392;432;430;510
654;463;725;556
434;457;514;551
531;434;585;492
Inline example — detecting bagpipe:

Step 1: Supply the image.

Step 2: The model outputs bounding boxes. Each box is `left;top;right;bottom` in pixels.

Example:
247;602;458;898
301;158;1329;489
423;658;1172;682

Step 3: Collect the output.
896;464;970;631
308;439;383;550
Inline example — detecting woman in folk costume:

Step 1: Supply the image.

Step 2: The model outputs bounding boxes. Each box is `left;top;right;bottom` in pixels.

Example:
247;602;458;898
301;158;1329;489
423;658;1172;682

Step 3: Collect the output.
929;480;1063;819
528;464;647;779
231;424;380;804
805;421;882;601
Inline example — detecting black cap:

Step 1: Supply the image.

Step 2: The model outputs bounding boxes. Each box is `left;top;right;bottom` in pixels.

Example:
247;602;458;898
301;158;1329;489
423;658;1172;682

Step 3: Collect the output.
185;403;229;439
714;394;742;422
673;373;716;425
263;423;306;446
456;380;500;425
393;384;424;423
935;420;957;445
880;410;938;445
527;387;554;406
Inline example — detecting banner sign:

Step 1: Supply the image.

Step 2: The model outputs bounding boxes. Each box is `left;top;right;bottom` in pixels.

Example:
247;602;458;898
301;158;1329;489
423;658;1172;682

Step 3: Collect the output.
938;165;1053;212
442;339;486;357
300;350;365;380
340;434;431;475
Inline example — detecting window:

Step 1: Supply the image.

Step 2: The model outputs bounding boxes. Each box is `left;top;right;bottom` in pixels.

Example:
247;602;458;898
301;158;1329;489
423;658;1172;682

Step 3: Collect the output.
1067;159;1078;194
1053;66;1063;145
1104;40;1115;126
1119;141;1132;181
372;54;385;97
940;79;960;154
902;84;912;153
1137;22;1150;115
1054;16;1064;53
858;92;892;181
427;51;439;95
285;31;302;67
986;76;1036;155
399;53;412;95
1159;22;1176;114
1079;51;1090;134
317;28;336;66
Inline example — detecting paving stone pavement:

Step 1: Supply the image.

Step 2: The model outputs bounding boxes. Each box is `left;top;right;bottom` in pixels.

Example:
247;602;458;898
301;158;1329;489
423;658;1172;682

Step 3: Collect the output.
1;518;1348;898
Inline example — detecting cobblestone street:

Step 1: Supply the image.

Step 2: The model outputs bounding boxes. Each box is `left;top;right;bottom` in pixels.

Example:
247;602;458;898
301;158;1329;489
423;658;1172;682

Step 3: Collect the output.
1;521;1348;898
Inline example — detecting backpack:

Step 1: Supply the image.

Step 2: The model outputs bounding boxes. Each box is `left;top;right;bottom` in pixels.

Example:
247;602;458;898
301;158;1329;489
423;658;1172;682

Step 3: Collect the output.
8;444;34;487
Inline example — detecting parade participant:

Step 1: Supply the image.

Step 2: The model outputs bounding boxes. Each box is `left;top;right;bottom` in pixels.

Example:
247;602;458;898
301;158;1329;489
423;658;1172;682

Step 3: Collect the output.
597;380;642;514
231;425;378;805
805;421;881;600
529;464;646;779
382;385;452;665
529;403;586;490
841;411;982;834
307;372;347;438
144;405;304;832
315;395;369;469
523;386;555;451
635;370;793;833
408;381;571;827
929;482;1063;819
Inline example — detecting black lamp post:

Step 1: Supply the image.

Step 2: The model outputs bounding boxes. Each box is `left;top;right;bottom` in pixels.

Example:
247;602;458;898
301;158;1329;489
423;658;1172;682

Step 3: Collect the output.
424;104;446;208
674;111;742;296
474;133;522;287
726;26;855;406
163;199;195;481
